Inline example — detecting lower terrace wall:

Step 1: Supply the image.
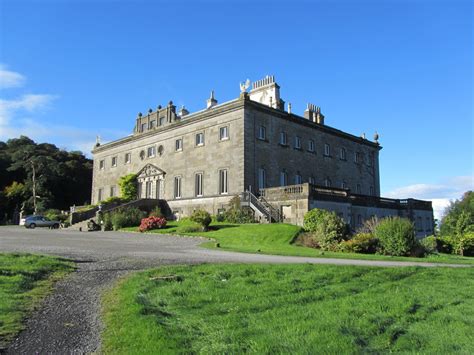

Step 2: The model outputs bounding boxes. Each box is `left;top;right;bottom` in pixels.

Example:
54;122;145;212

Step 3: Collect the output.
260;183;434;237
167;195;236;220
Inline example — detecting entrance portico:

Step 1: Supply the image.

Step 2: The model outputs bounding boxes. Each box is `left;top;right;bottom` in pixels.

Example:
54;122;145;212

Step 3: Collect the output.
137;164;165;199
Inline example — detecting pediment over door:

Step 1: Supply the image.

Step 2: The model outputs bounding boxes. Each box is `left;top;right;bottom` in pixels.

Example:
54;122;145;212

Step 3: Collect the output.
137;164;166;179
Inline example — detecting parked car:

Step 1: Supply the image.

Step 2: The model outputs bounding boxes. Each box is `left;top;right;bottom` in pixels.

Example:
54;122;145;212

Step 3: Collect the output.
24;215;60;229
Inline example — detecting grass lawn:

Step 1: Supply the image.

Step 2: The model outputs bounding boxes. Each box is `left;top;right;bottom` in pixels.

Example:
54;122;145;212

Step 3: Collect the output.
0;253;74;348
102;263;474;354
121;220;474;265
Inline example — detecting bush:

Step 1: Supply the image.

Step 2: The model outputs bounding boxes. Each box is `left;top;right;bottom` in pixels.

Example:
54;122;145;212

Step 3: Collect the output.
44;209;68;222
374;217;416;256
303;209;349;250
101;212;113;231
356;216;380;235
410;240;428;258
190;209;212;231
214;213;225;222
118;174;138;201
138;216;167;232
420;236;438;254
149;207;163;218
223;197;255;224
110;207;146;230
339;233;379;254
437;236;455;254
455;232;474;256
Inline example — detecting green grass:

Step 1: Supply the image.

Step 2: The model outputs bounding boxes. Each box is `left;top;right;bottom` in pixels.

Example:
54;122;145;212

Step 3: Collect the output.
0;253;74;348
121;221;474;265
102;263;474;354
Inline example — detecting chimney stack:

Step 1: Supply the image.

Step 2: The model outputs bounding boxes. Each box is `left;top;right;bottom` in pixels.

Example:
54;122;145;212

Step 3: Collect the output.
304;103;324;125
178;105;189;117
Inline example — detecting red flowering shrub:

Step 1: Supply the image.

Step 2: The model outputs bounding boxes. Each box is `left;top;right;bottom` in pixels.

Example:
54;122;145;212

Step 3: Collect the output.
139;216;167;232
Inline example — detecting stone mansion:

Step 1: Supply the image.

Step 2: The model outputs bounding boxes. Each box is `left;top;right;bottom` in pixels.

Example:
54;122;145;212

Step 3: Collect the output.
91;75;434;237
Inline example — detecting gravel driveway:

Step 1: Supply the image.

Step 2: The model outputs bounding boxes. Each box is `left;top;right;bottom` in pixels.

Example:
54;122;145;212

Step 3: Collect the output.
0;226;469;354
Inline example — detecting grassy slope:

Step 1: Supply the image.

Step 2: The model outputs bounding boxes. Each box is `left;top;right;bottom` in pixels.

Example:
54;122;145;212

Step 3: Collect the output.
0;253;74;348
102;264;474;354
122;221;474;265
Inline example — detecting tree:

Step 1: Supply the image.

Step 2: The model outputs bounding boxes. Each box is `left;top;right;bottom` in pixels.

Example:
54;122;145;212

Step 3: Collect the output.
0;136;93;221
440;191;474;236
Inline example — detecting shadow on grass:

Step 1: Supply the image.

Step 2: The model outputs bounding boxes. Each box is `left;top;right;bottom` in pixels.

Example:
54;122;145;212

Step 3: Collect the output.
208;224;239;231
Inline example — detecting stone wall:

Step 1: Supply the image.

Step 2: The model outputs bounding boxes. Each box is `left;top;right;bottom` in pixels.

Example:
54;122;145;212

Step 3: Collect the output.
92;101;246;212
244;100;381;197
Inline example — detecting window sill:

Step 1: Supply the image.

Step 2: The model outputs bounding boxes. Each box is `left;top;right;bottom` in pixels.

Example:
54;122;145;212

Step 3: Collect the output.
279;143;289;147
257;137;269;142
219;137;230;142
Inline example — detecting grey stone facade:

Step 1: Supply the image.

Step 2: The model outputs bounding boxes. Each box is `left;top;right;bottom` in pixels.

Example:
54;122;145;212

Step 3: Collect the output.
91;76;432;231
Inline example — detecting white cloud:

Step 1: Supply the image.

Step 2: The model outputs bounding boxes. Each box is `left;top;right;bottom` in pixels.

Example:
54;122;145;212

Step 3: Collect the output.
0;94;58;127
0;64;26;89
385;176;474;220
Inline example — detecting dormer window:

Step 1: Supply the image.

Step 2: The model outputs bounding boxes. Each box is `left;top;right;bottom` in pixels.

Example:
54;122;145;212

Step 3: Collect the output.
141;123;147;132
149;120;156;129
159;116;165;126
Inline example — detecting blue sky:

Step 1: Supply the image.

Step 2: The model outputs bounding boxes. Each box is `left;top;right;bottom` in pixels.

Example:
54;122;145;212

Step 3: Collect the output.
0;0;472;218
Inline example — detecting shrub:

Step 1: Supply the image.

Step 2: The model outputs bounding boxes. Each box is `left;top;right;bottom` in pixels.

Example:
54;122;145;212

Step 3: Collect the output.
455;232;474;256
190;209;212;231
303;209;349;250
102;213;113;231
149;207;163;218
374;217;416;256
437;236;455;254
138;216;167;232
356;216;380;235
339;233;379;254
214;213;225;223
118;174;138;201
222;196;254;224
410;240;428;258
110;207;146;230
420;236;438;254
44;209;68;222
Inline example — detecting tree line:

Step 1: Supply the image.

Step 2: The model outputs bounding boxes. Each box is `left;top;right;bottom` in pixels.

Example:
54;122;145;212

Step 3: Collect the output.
0;136;93;223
